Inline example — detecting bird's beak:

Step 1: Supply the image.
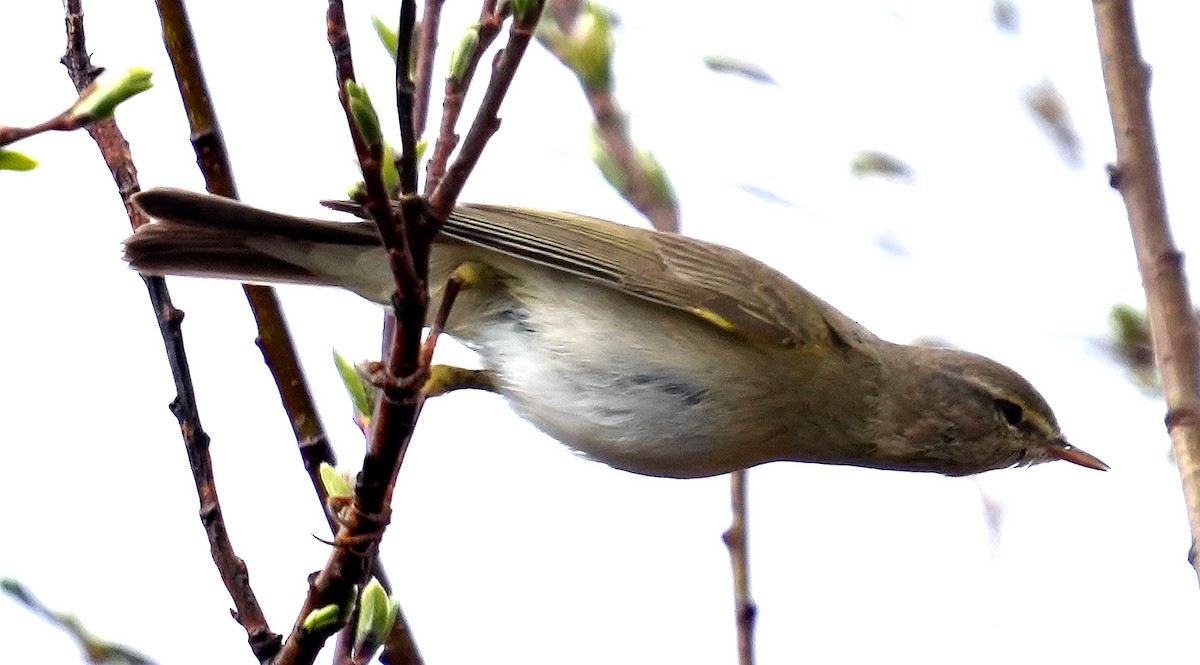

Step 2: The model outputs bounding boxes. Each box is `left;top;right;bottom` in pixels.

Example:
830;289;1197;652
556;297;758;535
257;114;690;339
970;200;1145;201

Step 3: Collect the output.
1042;438;1109;471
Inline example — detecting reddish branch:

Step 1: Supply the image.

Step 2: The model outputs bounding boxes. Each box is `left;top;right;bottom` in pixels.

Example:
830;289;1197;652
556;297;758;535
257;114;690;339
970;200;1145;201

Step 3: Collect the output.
428;3;544;217
535;4;747;658
583;88;678;232
274;4;428;662
411;0;445;137
1093;0;1200;584
0;114;86;145
423;1;502;197
153;0;346;535
60;0;282;659
539;0;679;233
277;4;546;663
3;10;126;150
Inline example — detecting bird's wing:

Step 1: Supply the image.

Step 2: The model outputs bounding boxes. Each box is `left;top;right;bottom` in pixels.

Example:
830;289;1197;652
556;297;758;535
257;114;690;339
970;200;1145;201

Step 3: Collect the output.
444;205;877;350
129;189;876;349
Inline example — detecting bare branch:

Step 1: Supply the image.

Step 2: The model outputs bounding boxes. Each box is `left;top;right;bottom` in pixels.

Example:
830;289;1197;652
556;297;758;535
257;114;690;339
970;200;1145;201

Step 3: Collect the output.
429;1;548;217
60;0;283;658
275;3;433;662
423;4;504;197
147;1;293;658
722;470;757;665
2;578;159;665
412;0;445;137
395;0;420;194
1093;0;1200;583
538;1;679;232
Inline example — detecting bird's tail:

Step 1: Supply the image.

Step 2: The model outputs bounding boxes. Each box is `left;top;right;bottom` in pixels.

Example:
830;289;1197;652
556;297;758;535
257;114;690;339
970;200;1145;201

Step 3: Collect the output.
124;188;391;301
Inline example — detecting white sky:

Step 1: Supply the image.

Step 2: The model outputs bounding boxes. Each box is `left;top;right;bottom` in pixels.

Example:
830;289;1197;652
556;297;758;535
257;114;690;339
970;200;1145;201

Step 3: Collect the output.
2;1;1199;663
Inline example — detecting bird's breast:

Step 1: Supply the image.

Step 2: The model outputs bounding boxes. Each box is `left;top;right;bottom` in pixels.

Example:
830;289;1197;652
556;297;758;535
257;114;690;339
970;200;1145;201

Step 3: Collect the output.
435;258;787;477
431;252;881;478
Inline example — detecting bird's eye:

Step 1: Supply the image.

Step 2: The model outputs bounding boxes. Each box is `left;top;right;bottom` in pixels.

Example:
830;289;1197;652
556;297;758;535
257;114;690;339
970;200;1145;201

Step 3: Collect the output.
995;398;1024;427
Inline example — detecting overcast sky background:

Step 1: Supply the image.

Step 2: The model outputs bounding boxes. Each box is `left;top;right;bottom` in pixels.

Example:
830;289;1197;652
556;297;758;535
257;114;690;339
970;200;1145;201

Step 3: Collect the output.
3;1;1199;663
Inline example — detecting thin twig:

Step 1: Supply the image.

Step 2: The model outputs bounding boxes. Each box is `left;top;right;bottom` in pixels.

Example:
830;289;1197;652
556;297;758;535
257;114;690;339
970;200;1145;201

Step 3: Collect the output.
535;5;743;659
4;13;128;150
395;0;420;194
1093;0;1200;584
722;470;756;665
0;114;81;145
278;4;547;661
62;0;282;659
332;617;356;665
155;0;420;657
152;0;345;531
429;1;547;217
156;0;402;614
423;2;503;197
328;0;419;287
379;604;424;665
538;1;679;232
583;87;679;231
412;0;445;137
383;0;445;389
275;4;431;663
2;578;159;665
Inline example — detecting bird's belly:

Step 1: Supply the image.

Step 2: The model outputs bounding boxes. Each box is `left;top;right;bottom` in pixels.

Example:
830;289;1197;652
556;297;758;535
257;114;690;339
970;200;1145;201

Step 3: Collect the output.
446;288;743;478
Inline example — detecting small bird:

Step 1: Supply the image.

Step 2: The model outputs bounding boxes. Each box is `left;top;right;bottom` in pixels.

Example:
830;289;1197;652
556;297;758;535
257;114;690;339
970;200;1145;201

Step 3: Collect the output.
125;188;1107;478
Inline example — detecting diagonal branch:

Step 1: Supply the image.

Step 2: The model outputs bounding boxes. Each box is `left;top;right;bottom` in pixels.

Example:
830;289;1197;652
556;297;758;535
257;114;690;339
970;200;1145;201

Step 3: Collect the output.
1093;0;1200;584
429;1;547;218
2;578;159;665
535;4;745;658
538;1;679;232
62;0;280;659
422;1;503;198
412;0;445;137
277;5;548;663
153;0;345;542
275;3;430;663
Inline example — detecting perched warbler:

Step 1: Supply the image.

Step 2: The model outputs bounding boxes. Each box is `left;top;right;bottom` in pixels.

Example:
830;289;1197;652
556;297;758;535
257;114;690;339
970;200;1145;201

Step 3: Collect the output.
124;188;1107;478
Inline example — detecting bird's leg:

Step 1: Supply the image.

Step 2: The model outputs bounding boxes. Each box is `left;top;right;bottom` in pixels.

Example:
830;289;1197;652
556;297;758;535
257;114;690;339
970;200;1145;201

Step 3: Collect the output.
423;365;499;397
420;261;498;399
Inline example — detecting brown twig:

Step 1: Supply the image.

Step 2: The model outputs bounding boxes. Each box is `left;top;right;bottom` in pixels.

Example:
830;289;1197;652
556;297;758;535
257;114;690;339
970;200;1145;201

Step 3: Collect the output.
278;4;547;662
3;13;138;150
2;578;159;665
153;0;345;525
382;0;446;378
538;0;679;232
412;0;445;138
139;15;282;665
155;0;422;658
395;0;421;196
159;0;403;619
0;114;82;145
722;470;756;665
379;604;424;665
583;87;679;232
423;1;503;197
1093;0;1200;584
332;618;356;665
61;0;282;659
536;4;745;659
429;1;547;218
275;3;431;663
